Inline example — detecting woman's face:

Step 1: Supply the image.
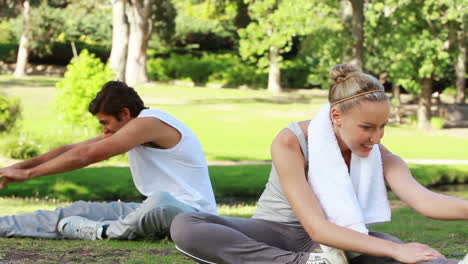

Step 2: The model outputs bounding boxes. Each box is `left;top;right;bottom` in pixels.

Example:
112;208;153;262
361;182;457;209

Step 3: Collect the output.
332;100;390;158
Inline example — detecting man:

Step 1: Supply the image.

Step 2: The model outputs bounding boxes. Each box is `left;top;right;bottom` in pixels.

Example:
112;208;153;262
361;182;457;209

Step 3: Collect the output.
0;81;217;240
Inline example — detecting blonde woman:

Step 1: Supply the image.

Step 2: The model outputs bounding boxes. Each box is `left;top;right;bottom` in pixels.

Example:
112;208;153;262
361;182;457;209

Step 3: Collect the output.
171;64;468;264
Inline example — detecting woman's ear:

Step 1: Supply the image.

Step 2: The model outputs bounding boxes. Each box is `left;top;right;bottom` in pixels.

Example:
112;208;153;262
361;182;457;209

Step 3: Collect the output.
330;106;342;126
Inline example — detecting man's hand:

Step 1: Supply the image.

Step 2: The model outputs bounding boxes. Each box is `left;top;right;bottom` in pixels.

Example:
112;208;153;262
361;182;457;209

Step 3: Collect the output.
0;167;31;189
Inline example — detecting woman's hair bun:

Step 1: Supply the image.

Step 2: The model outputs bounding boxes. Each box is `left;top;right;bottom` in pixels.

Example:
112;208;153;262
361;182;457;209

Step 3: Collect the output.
330;64;360;84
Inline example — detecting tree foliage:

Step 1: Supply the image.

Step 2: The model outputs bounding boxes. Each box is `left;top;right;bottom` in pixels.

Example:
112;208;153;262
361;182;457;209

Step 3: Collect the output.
60;1;112;45
365;0;458;94
238;0;340;74
8;2;63;57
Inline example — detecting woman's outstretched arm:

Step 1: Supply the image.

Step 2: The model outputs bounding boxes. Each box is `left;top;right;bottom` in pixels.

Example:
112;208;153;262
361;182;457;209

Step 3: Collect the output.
381;145;468;220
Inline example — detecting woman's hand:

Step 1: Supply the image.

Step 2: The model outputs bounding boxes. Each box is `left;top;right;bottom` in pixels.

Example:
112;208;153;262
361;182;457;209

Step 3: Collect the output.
392;243;445;263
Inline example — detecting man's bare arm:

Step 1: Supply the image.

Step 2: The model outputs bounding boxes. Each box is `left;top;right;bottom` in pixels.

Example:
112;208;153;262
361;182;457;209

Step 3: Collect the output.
8;135;108;170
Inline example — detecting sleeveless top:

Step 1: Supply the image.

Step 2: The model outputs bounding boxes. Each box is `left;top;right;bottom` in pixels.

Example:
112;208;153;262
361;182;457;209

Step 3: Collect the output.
252;122;307;224
127;108;217;214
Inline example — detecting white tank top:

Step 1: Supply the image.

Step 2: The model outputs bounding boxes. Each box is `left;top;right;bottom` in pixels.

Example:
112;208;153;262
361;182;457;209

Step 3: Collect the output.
127;109;217;214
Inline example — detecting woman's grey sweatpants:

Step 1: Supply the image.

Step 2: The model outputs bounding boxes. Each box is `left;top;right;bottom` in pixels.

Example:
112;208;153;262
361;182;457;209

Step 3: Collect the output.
171;212;461;264
0;191;197;240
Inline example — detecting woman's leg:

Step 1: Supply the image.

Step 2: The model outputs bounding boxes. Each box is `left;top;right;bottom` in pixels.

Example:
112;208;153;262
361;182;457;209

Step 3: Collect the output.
171;212;315;264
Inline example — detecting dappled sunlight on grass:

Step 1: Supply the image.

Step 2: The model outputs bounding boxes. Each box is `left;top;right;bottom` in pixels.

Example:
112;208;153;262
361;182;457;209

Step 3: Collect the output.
218;203;257;218
51;181;91;201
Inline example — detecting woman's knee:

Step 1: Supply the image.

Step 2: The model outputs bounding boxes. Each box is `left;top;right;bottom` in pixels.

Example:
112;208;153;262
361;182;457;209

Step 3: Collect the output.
170;212;214;246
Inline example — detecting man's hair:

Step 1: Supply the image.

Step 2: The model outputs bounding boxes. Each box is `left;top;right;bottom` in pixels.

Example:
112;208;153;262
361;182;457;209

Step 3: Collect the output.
89;81;147;120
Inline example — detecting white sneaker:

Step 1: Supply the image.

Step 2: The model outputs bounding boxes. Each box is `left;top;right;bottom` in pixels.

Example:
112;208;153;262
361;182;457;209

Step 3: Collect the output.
58;216;105;240
306;248;349;264
459;254;468;264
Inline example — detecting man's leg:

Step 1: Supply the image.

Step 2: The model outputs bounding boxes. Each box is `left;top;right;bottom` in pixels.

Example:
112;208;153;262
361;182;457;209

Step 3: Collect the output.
106;191;197;240
0;200;139;239
171;212;320;264
350;232;460;264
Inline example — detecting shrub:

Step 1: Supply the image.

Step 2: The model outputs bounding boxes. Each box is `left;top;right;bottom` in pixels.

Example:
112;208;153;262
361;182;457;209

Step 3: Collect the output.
431;117;444;129
0;43;18;63
1;132;41;159
147;52;267;87
54;50;115;134
281;58;311;88
406;114;418;126
0;93;21;132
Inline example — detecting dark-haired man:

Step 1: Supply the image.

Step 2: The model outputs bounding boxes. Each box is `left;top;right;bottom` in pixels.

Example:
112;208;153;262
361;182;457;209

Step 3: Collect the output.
0;81;217;240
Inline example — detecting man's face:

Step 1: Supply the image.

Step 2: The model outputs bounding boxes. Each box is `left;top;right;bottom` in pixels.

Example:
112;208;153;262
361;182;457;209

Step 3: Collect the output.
96;112;128;135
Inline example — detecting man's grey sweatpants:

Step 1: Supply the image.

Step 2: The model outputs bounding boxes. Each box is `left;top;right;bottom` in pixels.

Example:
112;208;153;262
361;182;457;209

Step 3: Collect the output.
0;191;197;240
171;212;461;264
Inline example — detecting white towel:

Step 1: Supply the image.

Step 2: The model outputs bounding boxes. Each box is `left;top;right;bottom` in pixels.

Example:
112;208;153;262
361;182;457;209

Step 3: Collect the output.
307;103;391;250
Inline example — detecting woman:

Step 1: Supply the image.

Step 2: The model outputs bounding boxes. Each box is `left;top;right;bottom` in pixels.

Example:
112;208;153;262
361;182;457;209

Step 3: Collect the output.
170;64;468;264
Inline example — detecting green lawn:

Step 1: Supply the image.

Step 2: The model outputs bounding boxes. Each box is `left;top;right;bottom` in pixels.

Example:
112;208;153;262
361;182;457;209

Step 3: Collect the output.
2;75;468;161
0;197;466;263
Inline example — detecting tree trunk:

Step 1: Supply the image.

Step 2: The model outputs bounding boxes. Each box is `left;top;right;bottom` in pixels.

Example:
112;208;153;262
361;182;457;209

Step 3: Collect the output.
349;0;364;69
70;41;78;58
392;82;401;124
109;0;129;82
417;77;433;130
339;0;352;64
125;0;152;86
268;46;282;94
234;0;251;29
13;0;31;78
455;38;466;104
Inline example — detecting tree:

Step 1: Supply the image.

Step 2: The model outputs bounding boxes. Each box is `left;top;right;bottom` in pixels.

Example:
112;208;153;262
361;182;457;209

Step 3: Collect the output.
109;0;176;85
61;1;112;58
366;0;458;130
239;0;339;93
349;0;364;69
9;1;62;77
109;0;128;81
446;4;467;104
13;0;30;77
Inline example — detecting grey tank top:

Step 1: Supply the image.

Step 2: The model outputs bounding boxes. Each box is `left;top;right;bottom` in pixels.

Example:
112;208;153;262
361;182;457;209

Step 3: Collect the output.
252;122;308;224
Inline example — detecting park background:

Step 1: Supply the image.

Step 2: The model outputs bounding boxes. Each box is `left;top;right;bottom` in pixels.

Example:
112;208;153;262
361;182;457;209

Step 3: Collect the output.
0;0;467;263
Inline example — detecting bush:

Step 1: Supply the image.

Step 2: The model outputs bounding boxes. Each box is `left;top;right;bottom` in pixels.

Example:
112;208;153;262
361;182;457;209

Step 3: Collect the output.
281;58;312;88
0;93;21;132
54;49;115;134
431;117;444;129
1;132;41;159
147;52;267;87
0;43;18;63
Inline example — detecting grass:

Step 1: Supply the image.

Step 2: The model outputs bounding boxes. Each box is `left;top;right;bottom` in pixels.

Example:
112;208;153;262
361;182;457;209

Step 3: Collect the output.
0;196;466;263
2;75;468;161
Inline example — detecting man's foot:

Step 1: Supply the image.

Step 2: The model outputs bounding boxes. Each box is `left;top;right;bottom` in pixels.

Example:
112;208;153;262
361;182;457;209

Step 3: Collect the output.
58;216;106;240
459;254;468;264
306;248;349;264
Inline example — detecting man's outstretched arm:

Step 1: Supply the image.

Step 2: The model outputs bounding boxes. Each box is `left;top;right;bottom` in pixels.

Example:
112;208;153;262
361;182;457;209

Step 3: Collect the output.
8;135;108;170
0;118;159;188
